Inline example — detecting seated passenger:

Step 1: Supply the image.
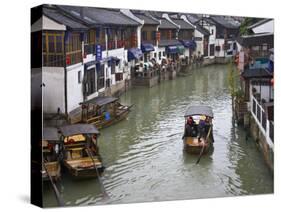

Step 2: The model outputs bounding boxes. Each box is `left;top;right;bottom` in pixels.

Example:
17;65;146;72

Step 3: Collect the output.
198;116;206;142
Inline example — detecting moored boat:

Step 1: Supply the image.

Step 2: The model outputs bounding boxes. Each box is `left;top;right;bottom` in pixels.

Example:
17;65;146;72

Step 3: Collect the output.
80;96;133;129
182;105;214;155
42;127;62;181
59;124;105;178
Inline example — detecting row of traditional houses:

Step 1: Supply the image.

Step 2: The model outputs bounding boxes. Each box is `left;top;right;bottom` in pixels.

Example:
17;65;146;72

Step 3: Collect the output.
31;4;241;120
235;18;274;171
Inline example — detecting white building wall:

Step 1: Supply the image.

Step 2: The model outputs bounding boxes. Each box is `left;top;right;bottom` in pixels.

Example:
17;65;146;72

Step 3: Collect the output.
32;15;66;32
66;63;84;113
215;38;225;57
194;29;204;55
252;20;274;34
42;67;65;114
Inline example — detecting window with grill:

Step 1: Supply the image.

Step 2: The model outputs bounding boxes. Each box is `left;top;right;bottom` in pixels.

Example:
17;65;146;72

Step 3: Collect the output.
66;32;82;66
42;31;64;67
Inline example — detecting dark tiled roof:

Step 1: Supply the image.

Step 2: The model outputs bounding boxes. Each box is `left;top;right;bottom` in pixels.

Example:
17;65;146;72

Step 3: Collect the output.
57;5;139;26
195;24;210;36
158;39;182;47
172;19;194;29
209;16;240;29
158;18;178;29
184;14;202;24
241;68;273;79
236;33;273;47
133;13;159;25
247;19;273;29
43;5;88;30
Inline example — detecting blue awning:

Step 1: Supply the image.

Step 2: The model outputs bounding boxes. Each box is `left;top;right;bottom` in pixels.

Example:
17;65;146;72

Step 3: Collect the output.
165;46;178;54
107;56;120;66
180;40;197;50
141;43;155;52
128;48;143;61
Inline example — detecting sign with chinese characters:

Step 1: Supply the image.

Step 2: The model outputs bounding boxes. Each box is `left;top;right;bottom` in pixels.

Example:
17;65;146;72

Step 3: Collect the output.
96;44;102;61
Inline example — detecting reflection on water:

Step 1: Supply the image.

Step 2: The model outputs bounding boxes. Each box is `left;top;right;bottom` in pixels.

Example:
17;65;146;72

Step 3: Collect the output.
43;65;273;207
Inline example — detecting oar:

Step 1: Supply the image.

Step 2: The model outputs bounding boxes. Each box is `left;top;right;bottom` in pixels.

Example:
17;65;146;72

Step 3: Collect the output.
196;143;205;164
196;125;212;164
43;162;65;206
85;147;109;199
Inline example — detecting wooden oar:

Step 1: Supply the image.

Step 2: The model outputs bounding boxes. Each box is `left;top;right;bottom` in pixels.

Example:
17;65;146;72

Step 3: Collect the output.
85;147;109;199
196;125;212;164
43;162;65;206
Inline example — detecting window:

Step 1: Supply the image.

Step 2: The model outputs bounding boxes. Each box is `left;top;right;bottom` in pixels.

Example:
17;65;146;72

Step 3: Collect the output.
154;53;157;58
97;64;105;90
66;32;82;66
163;51;166;57
78;71;81;84
84;68;96;96
211;29;214;35
115;73;123;82
111;61;116;74
158;52;161;60
209;44;215;56
107;28;116;50
43;31;64;67
142;31;147;41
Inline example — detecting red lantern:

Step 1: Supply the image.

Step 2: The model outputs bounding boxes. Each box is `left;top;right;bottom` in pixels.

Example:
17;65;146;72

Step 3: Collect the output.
271;78;274;86
66;55;71;65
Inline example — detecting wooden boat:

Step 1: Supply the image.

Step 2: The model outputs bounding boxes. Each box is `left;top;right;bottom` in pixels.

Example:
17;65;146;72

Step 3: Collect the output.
59;124;105;178
80;96;133;129
42;127;62;181
182;106;214;155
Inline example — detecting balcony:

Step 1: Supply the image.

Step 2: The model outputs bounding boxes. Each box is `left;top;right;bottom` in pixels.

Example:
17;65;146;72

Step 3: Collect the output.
251;94;274;146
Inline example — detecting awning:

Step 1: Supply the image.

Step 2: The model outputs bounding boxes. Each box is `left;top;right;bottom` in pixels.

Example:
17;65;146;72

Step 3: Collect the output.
80;96;118;106
107;56;120;66
180;40;197;50
184;106;214;118
165;46;178;54
128;48;143;61
141;43;155;52
43;127;60;141
60;124;100;137
177;45;185;54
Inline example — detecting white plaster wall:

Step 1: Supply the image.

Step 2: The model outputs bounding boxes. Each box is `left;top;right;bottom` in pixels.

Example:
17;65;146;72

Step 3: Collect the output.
66;63;84;113
42;67;65;113
252;20;274;34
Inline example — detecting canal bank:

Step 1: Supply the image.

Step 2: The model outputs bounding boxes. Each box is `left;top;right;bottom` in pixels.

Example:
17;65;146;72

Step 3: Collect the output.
43;64;273;207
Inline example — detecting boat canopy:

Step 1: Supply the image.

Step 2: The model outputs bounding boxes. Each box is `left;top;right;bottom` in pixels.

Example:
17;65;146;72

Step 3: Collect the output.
60;124;100;137
43;127;60;141
184;106;214;118
81;96;118;106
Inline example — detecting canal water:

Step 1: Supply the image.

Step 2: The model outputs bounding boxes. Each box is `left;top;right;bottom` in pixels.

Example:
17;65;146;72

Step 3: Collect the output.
43;64;273;207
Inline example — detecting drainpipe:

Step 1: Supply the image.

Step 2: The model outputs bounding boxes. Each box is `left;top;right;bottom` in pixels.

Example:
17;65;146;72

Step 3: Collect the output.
64;34;68;117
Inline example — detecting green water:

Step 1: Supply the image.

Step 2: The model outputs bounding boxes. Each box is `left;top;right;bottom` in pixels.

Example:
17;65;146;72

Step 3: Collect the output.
43;64;273;207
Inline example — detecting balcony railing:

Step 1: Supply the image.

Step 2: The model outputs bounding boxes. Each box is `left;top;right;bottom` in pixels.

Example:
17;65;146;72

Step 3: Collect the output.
251;94;274;147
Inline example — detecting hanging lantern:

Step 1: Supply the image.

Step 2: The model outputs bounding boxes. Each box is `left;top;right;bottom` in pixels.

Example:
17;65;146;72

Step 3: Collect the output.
66;55;71;65
271;78;274;86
